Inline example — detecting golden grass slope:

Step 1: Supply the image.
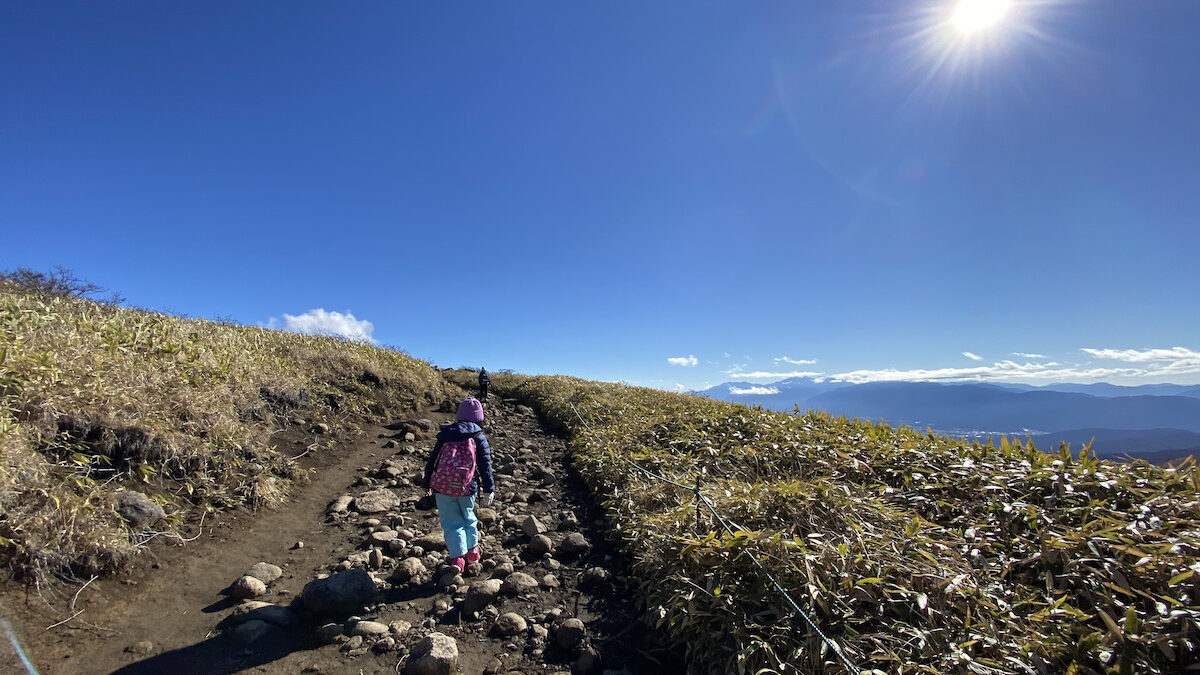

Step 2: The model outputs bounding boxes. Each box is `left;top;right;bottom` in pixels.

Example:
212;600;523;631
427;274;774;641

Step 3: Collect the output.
465;371;1200;675
0;283;448;579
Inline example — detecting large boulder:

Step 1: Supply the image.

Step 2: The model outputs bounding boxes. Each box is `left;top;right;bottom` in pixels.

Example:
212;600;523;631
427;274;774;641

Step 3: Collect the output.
405;632;458;675
114;490;165;528
354;489;402;514
300;568;377;615
500;572;538;596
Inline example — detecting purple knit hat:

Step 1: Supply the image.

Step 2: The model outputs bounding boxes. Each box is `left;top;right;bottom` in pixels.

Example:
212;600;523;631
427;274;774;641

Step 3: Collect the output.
456;397;484;423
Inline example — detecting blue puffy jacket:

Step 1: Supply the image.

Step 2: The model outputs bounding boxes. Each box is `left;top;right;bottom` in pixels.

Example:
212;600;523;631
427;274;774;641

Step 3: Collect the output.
422;421;495;496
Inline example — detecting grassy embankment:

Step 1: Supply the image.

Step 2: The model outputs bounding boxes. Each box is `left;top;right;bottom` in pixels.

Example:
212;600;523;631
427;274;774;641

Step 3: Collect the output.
0;282;452;581
454;370;1200;675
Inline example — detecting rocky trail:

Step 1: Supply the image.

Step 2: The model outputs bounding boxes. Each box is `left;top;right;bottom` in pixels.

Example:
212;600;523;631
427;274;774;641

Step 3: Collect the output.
3;398;682;675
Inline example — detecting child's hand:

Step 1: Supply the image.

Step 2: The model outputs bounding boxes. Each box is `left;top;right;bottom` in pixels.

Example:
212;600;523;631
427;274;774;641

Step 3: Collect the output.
425;488;433;497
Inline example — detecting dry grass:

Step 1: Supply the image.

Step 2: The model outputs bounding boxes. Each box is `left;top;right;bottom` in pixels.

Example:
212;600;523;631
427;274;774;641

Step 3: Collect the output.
459;371;1200;675
0;282;450;580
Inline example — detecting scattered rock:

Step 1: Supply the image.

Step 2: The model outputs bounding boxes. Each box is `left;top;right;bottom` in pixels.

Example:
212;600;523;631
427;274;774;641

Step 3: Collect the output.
412;533;447;551
312;422;330;434
369;530;397;545
230;575;267;600
575;646;603;673
373;636;397;653
462;578;503;616
540;574;560;589
558;513;579;531
476;507;499;524
315;622;343;644
521;515;546;538
125;640;155;656
406;632;458;675
340;635;364;651
391;557;428;584
292;540;305;549
389;619;412;636
368;549;385;569
229;601;297;627
555;618;586;651
490;562;514;579
560;533;590;554
436;569;463;589
115;491;165;528
349;620;390;637
528;534;553;557
354;489;402;514
245;562;283;584
501;572;538;596
328;495;354;514
232;619;273;644
492;612;527;637
300;568;377;615
581;567;609;589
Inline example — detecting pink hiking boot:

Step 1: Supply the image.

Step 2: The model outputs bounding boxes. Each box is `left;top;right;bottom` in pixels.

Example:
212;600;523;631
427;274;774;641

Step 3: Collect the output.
450;557;466;573
466;545;482;563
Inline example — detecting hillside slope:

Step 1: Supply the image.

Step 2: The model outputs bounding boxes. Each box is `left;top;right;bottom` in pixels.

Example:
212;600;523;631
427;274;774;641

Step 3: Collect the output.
482;372;1200;674
0;281;453;580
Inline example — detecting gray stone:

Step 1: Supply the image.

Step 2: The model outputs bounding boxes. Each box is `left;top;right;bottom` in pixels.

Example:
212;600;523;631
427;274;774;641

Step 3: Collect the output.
300;568;377;615
412;533;446;551
229;601;297;627
521;515;546;538
373;636;397;652
490;562;514;579
462;578;503;616
315;622;343;644
312;422;330;434
436;570;463;589
354;489;401;514
560;532;590;554
556;618;586;650
328;495;354;514
115;490;165;528
500;572;538;596
388;619;412;636
527;534;553;557
391;557;427;584
581;567;609;589
230;575;267;600
368;548;384;569
405;632;458;675
540;574;559;589
245;562;283;584
475;507;499;524
492;612;527;637
369;530;398;545
349;620;390;637
125;640;154;656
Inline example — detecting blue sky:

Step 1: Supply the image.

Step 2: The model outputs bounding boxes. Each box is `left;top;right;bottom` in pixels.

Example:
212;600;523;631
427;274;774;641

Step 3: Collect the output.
3;1;1198;389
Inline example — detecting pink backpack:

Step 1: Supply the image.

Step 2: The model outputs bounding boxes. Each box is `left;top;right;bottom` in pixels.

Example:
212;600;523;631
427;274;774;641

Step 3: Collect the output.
429;436;478;497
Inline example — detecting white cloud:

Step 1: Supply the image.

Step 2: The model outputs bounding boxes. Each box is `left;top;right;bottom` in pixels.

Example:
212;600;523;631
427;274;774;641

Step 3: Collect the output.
268;308;376;344
725;370;824;380
673;383;688;392
1012;352;1046;359
667;355;699;367
962;352;983;361
729;385;780;395
774;356;817;365
830;361;1149;384
1081;347;1200;363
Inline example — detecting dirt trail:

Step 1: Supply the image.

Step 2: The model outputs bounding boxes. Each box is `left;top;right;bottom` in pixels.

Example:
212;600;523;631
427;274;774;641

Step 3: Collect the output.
3;397;682;675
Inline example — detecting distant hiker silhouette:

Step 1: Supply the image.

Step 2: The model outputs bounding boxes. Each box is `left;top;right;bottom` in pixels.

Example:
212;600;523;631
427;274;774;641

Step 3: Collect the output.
422;398;495;572
478;367;490;401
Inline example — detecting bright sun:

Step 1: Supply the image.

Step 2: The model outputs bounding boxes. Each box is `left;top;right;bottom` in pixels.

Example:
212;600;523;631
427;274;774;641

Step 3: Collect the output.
953;0;1012;35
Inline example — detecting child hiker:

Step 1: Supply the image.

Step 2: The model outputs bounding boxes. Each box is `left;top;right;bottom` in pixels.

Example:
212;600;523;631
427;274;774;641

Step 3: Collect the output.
422;397;495;572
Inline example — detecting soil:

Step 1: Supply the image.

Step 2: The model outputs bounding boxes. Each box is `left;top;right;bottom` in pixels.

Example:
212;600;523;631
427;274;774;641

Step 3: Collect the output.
1;398;685;675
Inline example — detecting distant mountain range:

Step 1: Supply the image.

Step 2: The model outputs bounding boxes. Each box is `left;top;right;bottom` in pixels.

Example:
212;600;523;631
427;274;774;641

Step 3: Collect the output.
699;379;1200;461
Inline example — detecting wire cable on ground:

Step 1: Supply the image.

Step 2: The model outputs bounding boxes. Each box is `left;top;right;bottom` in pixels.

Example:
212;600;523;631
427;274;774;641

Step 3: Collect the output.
568;401;859;674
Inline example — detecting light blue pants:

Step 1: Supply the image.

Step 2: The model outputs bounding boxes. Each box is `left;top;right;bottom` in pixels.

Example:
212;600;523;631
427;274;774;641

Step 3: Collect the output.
434;492;478;559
